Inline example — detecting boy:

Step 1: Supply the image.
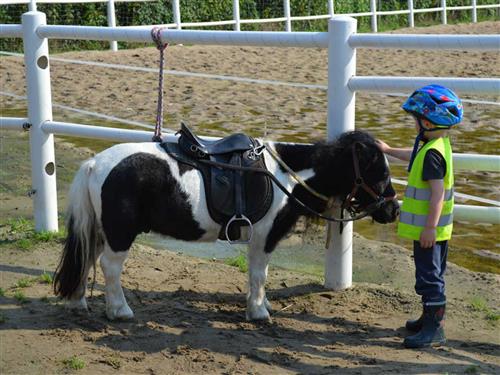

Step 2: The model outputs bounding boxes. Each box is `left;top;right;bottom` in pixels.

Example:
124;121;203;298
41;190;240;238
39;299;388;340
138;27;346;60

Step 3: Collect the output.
376;84;463;349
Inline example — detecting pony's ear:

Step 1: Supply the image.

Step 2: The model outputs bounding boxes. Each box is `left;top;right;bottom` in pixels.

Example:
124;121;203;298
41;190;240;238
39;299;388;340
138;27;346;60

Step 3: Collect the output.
354;141;366;151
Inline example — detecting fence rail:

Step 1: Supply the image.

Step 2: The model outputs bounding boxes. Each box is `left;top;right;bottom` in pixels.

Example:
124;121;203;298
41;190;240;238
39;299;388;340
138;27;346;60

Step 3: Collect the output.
1;12;499;290
2;1;499;50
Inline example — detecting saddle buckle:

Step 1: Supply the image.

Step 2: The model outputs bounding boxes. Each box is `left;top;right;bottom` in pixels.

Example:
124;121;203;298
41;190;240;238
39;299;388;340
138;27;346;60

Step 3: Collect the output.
225;214;253;245
253;144;266;156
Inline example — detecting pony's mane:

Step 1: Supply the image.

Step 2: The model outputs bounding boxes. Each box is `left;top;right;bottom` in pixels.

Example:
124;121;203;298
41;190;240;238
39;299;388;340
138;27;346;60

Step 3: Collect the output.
312;130;377;162
331;130;377;149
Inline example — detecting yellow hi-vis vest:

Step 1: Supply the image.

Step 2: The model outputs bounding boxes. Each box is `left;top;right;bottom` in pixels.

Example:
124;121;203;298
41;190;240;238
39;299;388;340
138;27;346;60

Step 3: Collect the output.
397;137;454;241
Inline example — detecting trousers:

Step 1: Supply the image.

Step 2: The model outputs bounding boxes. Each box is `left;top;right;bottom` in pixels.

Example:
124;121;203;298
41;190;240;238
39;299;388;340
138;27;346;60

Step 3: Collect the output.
413;240;448;304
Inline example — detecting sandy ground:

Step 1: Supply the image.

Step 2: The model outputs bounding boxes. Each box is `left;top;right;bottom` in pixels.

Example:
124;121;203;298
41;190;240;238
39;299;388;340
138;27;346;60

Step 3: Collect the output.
0;233;499;374
1;21;500;374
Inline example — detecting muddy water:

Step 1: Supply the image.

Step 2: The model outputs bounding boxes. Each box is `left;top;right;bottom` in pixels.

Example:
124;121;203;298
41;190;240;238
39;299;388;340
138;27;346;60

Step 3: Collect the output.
2;102;499;274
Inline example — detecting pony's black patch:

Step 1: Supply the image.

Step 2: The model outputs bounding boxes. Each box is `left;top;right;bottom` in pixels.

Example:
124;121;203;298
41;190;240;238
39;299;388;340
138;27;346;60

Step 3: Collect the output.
101;153;205;252
274;143;316;173
264;131;399;253
177;161;195;175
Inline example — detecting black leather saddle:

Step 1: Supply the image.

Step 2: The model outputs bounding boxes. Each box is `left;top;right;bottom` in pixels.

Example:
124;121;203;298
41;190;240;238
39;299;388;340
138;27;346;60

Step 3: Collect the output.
161;123;273;244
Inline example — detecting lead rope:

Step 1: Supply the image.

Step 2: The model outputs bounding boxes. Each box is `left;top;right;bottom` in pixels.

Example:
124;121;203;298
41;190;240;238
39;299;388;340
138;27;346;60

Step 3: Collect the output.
151;27;169;142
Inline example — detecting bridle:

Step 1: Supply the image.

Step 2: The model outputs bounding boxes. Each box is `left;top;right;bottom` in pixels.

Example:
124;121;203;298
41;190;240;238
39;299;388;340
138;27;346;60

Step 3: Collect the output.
339;143;396;221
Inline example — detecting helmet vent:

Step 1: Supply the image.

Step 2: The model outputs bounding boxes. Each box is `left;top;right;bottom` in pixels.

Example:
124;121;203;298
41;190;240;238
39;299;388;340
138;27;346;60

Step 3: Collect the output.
448;107;459;117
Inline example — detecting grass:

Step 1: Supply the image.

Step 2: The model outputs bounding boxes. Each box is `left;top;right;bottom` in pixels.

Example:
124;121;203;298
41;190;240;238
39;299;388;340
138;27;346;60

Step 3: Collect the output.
33;230;66;242
13;290;28;304
485;311;500;322
471;296;489;312
470;296;499;325
6;217;32;233
17;238;34;251
225;253;248;273
465;365;479;374
0;288;5;297
16;277;35;288
63;356;85;370
2;217;66;251
39;272;53;284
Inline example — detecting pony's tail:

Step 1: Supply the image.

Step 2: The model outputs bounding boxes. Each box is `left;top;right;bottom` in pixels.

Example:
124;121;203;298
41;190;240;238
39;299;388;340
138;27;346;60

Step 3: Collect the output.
54;159;101;299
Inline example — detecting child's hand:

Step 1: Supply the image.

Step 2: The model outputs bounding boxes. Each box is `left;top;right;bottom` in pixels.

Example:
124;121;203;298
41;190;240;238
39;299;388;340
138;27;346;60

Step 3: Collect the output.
419;227;437;249
375;139;390;154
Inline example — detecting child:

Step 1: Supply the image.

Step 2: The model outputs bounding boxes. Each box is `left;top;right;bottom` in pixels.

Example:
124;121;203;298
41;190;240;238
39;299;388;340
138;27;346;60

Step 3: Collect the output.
376;84;463;349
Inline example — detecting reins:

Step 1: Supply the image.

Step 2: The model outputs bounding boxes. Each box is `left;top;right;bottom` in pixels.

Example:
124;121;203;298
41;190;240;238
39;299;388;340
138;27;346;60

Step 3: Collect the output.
151;27;169;142
265;145;332;204
194;143;388;224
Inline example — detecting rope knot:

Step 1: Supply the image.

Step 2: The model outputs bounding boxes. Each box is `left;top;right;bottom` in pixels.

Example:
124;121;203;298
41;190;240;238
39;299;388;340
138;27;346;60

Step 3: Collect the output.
151;27;168;51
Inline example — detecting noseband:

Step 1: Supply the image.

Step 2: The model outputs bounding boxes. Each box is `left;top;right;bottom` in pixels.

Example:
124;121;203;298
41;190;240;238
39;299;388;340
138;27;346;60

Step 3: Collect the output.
340;143;396;220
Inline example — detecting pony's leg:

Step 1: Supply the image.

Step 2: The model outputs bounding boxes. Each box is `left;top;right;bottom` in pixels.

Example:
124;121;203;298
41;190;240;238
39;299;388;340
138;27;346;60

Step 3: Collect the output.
100;245;134;320
66;247;104;311
66;266;91;311
246;240;272;321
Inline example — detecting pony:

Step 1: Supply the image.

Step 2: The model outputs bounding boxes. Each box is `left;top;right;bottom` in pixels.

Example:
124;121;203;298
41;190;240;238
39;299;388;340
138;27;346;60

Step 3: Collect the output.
53;129;399;321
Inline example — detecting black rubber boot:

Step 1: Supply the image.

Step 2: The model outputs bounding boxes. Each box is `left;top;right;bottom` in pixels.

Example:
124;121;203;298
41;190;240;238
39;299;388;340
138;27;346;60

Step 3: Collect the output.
404;303;446;349
405;312;423;332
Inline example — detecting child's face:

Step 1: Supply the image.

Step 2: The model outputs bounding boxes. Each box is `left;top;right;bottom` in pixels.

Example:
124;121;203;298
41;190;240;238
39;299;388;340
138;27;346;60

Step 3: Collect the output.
413;118;449;139
413;118;434;133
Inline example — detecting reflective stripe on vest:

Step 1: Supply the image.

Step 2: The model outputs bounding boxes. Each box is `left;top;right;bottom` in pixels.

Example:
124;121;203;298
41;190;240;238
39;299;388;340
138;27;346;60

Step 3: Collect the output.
399;212;453;227
397;137;454;241
404;186;454;201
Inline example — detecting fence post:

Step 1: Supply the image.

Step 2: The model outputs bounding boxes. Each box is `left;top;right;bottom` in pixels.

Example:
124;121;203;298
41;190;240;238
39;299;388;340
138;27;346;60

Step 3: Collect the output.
328;0;334;17
284;0;291;32
325;16;357;290
408;0;414;27
472;0;477;23
370;0;377;32
173;0;181;29
441;0;447;25
22;10;58;232
107;0;118;51
233;0;240;31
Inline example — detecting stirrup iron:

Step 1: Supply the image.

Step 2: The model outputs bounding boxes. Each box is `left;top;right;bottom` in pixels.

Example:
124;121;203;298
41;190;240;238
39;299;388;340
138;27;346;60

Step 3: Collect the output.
225;214;253;245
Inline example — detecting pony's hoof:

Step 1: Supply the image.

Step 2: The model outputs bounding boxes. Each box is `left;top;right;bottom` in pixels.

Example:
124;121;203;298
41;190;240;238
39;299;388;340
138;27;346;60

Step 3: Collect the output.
264;297;273;313
246;304;271;321
66;297;88;311
106;304;134;321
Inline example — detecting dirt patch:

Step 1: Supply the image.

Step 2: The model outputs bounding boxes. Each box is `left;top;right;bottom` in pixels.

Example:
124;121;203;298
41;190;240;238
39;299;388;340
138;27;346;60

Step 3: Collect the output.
1;235;499;374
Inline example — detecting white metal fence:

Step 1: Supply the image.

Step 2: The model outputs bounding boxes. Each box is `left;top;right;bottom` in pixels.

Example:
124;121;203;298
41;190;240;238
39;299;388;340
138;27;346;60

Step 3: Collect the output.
2;0;499;50
0;10;499;290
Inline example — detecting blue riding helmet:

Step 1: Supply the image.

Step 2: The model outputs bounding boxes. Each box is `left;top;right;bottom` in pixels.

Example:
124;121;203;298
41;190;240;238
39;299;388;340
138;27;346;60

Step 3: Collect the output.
404;85;463;171
402;84;463;127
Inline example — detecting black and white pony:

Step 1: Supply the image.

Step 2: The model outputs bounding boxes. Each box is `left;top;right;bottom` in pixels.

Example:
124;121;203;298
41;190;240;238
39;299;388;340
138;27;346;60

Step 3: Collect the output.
54;130;399;321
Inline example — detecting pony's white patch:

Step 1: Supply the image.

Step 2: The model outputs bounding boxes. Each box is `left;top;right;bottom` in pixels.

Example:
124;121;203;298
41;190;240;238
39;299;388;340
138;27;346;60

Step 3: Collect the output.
100;246;134;320
164;154;221;240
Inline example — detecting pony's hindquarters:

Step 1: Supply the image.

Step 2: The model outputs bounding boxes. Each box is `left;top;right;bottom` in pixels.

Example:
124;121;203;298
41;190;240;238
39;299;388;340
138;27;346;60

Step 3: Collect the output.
53;159;103;302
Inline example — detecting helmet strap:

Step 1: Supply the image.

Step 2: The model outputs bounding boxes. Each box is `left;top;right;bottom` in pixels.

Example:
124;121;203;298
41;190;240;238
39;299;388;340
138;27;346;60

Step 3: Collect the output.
407;119;448;172
407;118;426;172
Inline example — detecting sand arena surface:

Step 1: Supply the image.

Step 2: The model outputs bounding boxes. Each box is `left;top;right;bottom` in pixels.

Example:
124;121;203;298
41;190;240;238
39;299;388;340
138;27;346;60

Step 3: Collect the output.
1;21;499;142
0;21;499;374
